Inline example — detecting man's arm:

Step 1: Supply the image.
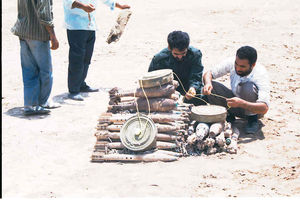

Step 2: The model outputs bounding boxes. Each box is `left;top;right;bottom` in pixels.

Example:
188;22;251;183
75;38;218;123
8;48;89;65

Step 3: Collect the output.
202;71;213;95
148;56;162;72
226;97;269;114
71;1;95;12
115;3;130;9
99;0;130;10
35;0;59;50
203;57;233;95
186;50;203;99
45;26;59;50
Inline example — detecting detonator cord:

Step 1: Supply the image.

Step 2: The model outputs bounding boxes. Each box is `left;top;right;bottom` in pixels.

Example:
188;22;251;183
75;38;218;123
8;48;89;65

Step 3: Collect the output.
172;72;230;108
134;71;231;135
134;80;151;141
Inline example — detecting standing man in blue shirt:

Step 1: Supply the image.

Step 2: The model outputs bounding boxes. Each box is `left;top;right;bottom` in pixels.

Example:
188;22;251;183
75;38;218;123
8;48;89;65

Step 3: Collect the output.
63;0;130;101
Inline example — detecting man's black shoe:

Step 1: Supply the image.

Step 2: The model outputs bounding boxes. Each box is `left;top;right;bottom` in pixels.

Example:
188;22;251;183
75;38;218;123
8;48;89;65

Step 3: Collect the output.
245;115;259;134
80;86;99;93
24;106;51;116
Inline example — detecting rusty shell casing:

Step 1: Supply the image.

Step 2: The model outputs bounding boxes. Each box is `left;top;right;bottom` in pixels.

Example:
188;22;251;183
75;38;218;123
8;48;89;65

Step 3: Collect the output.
91;152;178;162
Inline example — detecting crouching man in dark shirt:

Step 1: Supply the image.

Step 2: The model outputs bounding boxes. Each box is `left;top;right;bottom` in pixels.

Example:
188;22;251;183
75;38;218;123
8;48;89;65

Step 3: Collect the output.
148;30;206;105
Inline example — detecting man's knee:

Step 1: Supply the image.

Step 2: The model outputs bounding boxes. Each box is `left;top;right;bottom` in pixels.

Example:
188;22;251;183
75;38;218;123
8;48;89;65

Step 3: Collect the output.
206;81;233;107
236;81;258;103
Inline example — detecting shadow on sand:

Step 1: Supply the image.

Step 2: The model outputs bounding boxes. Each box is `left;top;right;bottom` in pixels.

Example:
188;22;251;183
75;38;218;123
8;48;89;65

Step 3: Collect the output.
232;118;265;144
5;107;50;120
4;92;85;119
4;88;111;120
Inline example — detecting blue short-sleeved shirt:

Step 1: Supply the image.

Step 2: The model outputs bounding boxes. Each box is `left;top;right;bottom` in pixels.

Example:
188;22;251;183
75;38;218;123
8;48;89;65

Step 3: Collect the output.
63;0;115;30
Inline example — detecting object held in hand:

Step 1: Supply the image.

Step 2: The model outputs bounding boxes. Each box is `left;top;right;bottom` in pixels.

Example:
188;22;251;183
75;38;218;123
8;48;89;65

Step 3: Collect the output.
88;13;91;27
107;10;132;44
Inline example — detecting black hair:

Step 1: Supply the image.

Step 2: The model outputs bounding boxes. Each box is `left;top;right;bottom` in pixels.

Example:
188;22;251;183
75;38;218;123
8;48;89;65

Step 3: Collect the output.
167;31;190;51
236;46;257;66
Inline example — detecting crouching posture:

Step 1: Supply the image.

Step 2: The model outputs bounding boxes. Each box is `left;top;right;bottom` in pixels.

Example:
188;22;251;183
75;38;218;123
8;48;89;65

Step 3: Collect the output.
203;46;270;134
148;30;206;106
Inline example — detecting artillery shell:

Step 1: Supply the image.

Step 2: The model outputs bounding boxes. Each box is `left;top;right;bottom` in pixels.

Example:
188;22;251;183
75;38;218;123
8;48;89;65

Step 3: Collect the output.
91;152;178;162
195;123;210;140
216;131;226;147
209;122;224;138
156;141;179;149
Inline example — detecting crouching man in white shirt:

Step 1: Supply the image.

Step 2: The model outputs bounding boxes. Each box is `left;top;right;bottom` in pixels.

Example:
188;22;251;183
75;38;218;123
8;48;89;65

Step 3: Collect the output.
203;46;270;134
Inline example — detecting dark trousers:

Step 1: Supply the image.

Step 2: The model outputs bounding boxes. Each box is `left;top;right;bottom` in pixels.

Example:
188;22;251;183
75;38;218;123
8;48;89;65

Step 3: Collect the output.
206;81;260;118
67;30;96;93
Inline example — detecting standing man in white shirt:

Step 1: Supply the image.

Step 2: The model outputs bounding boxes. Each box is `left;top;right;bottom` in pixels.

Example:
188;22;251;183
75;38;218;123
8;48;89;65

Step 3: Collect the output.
203;46;270;134
63;0;130;101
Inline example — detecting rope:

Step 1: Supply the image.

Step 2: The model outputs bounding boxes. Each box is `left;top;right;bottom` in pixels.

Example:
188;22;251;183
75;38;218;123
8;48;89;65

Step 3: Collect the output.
172;72;209;104
133;86;142;129
172;72;230;109
140;80;151;136
133;80;150;142
134;71;231;136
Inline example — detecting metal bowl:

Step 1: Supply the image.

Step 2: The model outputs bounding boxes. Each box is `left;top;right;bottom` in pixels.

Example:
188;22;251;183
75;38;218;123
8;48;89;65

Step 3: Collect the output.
191;105;227;123
138;69;173;88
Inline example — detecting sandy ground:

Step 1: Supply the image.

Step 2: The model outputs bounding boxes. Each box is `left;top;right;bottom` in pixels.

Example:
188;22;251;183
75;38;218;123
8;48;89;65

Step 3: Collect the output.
2;0;300;198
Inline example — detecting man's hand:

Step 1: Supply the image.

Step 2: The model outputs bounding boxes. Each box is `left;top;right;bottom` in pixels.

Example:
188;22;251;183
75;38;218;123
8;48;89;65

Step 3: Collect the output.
72;1;95;13
82;3;95;13
185;87;196;100
45;25;59;50
115;3;130;9
226;97;245;108
50;34;59;50
203;83;213;95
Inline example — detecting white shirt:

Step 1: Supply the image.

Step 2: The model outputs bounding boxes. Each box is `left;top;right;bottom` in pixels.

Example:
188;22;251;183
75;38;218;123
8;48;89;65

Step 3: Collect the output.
63;0;115;31
210;57;270;107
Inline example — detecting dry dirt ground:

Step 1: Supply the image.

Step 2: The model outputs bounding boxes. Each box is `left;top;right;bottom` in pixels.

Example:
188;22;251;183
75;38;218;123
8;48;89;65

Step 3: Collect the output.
2;0;300;198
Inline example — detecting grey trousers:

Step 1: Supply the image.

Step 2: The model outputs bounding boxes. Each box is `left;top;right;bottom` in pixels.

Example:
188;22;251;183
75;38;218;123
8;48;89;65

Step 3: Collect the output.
206;81;259;119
